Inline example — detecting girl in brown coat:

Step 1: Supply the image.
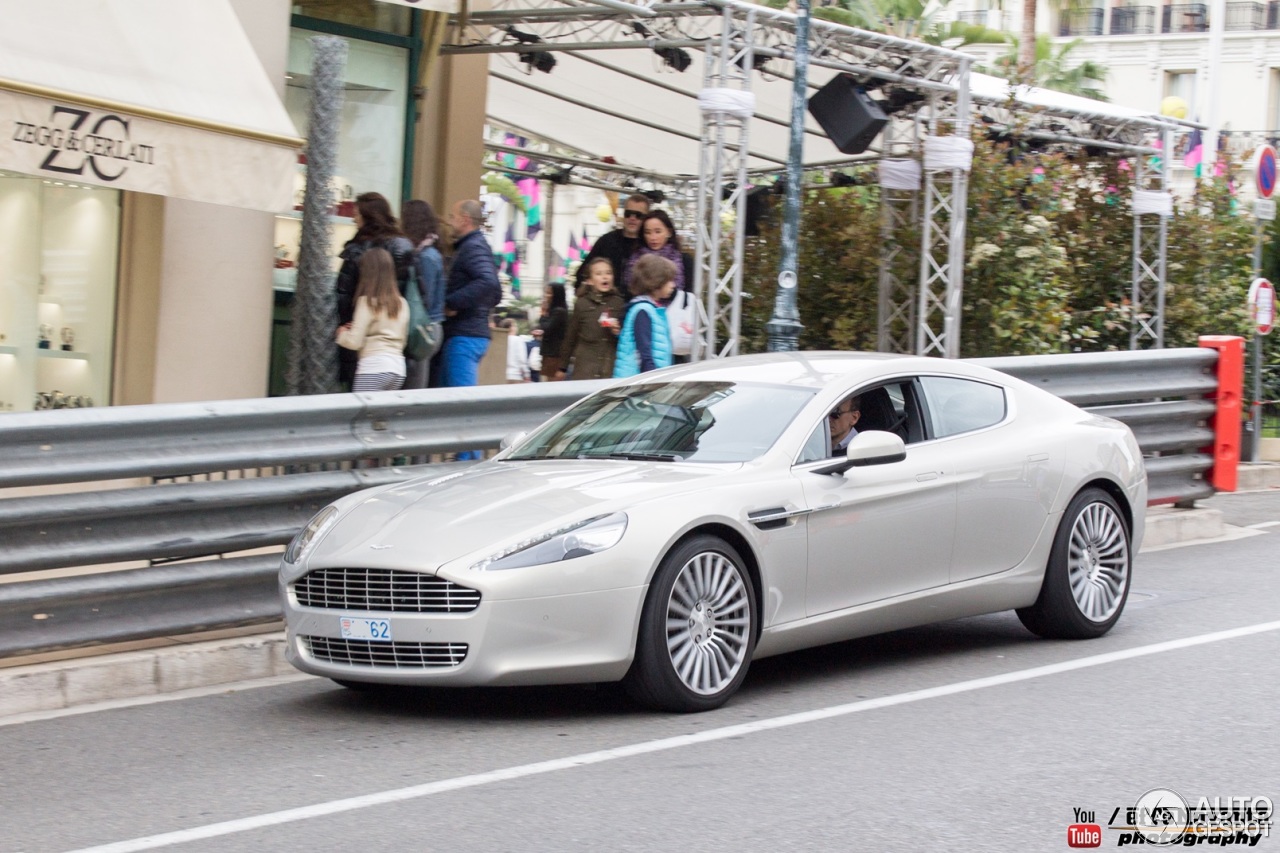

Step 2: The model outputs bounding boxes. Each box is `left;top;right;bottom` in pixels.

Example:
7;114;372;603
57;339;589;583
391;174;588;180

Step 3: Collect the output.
557;257;627;380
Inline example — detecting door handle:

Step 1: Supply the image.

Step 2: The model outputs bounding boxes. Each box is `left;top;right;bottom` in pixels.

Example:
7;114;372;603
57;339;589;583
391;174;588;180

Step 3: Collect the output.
915;472;939;482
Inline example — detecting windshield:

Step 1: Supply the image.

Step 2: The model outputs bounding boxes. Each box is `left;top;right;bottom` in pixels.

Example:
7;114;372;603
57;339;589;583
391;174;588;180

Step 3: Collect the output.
504;381;815;463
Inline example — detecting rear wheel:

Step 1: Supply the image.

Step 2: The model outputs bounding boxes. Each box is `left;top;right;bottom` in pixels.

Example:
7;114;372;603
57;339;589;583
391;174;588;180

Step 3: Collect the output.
624;534;757;712
1018;487;1131;639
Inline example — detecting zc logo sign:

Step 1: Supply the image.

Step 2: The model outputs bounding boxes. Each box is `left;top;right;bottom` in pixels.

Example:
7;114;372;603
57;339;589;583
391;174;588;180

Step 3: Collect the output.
11;106;156;181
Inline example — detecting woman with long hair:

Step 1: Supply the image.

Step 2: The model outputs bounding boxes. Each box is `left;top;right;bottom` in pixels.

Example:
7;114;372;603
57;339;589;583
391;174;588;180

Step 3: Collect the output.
400;199;446;389
621;210;692;297
336;247;409;391
533;282;569;380
334;192;414;389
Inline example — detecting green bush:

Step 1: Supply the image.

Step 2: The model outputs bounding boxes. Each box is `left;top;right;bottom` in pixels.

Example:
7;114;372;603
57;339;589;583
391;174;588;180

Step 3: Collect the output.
739;133;1262;359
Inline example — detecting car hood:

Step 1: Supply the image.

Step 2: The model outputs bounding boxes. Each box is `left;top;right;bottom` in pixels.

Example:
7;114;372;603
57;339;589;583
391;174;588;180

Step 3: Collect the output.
308;459;739;571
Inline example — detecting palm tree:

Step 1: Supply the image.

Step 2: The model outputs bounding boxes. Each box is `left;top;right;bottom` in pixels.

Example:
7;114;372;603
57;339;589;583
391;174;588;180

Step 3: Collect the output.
991;35;1108;100
1019;0;1037;80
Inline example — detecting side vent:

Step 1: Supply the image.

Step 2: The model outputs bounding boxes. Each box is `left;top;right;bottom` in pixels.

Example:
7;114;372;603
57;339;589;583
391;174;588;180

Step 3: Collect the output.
748;507;792;531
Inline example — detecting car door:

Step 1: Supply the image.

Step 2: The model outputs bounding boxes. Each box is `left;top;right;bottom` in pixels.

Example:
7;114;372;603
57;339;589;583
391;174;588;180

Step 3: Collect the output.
916;375;1055;583
798;380;959;617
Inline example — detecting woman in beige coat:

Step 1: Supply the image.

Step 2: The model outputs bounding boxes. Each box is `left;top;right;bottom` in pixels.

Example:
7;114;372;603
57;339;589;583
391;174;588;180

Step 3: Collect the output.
336;247;409;391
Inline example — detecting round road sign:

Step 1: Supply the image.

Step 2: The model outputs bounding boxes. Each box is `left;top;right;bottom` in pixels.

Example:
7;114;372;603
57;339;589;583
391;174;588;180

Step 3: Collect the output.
1249;277;1275;335
1256;145;1277;200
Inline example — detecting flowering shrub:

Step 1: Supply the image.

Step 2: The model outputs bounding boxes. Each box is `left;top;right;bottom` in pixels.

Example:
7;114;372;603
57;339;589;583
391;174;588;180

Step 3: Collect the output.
738;133;1260;358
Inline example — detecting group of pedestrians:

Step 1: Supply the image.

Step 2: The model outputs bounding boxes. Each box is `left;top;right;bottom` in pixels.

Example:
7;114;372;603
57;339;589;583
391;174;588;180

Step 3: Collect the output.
333;193;500;393
544;193;695;380
331;190;694;393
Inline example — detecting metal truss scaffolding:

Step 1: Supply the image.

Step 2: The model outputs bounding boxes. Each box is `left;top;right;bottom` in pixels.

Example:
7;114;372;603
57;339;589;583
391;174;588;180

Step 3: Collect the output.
446;0;1191;358
1130;127;1173;349
693;5;753;359
915;82;973;358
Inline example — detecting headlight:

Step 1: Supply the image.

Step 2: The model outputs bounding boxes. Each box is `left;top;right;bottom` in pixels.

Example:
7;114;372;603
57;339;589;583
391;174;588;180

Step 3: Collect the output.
472;512;628;571
284;506;339;564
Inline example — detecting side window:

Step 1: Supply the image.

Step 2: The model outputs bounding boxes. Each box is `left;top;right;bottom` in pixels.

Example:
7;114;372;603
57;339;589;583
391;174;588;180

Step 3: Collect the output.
797;421;830;464
920;376;1006;439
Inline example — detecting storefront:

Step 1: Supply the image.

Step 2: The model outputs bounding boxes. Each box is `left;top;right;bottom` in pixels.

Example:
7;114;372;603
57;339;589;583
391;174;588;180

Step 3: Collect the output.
0;0;300;412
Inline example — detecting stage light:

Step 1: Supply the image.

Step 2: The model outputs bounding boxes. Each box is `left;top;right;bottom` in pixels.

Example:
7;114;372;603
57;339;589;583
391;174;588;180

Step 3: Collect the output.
654;46;692;72
520;50;557;74
641;189;666;203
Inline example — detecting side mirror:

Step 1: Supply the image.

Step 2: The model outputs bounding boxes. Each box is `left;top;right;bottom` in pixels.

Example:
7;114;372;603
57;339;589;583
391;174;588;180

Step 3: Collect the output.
499;430;528;452
845;430;906;467
812;430;906;476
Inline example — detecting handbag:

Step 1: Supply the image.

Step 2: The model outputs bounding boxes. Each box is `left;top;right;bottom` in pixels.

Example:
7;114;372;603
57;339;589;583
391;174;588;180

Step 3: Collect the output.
666;289;696;356
404;264;441;362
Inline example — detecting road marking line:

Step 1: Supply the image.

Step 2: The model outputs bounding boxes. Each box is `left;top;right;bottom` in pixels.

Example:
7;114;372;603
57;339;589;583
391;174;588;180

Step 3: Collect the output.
1245;520;1280;529
64;619;1280;853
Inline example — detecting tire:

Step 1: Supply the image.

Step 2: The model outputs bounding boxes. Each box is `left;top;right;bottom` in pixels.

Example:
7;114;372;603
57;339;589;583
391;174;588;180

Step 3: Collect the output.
1017;487;1132;640
623;534;758;712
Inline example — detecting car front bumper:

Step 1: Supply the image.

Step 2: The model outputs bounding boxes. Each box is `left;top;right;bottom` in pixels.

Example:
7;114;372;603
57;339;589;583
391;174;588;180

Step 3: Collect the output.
283;584;647;687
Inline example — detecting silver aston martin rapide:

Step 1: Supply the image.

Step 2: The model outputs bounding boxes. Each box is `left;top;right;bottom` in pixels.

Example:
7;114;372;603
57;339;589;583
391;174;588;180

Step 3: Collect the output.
280;352;1145;712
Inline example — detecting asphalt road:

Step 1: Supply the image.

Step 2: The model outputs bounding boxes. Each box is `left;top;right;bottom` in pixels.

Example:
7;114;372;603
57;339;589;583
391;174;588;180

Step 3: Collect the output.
2;492;1277;853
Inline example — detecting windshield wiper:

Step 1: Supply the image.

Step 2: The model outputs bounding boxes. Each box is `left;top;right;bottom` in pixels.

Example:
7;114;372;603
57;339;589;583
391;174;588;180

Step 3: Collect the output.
597;452;682;462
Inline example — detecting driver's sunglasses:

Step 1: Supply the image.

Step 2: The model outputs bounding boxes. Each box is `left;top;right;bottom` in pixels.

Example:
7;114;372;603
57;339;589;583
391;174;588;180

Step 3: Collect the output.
623;210;647;219
829;407;854;420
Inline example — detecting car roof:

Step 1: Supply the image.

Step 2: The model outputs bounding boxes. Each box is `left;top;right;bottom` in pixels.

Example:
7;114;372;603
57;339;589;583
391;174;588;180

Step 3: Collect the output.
629;351;1005;390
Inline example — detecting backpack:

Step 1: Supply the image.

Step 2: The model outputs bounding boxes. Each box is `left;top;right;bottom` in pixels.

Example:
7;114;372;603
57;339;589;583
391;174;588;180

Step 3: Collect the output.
404;253;443;362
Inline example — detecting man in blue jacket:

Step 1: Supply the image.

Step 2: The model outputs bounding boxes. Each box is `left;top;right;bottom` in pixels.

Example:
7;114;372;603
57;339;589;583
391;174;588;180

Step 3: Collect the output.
440;199;501;388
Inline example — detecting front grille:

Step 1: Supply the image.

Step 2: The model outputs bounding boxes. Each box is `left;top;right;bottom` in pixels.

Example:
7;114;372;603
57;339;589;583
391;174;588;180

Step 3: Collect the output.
293;568;481;613
302;636;468;668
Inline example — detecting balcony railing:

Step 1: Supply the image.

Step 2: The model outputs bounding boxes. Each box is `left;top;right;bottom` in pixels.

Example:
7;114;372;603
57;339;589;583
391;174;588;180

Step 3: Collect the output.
1162;2;1209;31
956;9;1009;28
1111;4;1157;32
1060;6;1105;34
1225;0;1266;28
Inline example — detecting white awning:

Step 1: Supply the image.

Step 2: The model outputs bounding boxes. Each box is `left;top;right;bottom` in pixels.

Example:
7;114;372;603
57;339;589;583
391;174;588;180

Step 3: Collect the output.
0;0;302;212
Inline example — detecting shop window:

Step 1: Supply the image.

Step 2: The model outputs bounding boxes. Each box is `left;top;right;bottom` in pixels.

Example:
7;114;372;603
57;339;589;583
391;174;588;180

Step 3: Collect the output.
0;171;119;413
273;31;409;291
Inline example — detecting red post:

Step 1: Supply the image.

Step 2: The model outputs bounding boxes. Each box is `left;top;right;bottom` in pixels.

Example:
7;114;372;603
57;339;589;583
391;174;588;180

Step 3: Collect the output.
1199;335;1244;492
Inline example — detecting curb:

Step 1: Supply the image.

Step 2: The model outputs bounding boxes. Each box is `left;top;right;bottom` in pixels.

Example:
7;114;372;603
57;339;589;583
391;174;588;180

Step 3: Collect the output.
0;633;290;719
0;499;1264;721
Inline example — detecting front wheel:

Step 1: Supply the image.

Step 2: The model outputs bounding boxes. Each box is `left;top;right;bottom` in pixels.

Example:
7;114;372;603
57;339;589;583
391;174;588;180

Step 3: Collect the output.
1017;487;1132;639
624;534;758;712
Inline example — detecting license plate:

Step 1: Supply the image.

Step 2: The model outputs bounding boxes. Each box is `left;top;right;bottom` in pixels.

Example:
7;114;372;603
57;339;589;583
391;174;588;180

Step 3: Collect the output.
339;616;392;642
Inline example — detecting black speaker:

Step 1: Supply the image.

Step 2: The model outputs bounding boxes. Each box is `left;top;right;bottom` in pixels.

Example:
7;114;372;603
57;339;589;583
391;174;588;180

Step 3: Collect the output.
807;75;888;155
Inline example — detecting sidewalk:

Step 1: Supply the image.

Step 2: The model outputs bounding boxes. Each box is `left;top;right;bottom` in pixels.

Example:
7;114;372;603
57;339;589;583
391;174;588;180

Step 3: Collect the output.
3;466;1278;721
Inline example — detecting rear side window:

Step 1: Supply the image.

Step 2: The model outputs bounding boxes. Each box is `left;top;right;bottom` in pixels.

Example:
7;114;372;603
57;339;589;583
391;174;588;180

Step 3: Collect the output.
920;376;1006;439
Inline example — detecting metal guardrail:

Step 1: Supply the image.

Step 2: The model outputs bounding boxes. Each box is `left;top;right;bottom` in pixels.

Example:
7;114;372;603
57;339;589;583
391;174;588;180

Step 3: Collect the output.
0;350;1225;658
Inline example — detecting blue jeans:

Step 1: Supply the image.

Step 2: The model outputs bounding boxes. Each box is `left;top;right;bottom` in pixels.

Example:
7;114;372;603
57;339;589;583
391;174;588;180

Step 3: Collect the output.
443;336;489;460
442;336;489;388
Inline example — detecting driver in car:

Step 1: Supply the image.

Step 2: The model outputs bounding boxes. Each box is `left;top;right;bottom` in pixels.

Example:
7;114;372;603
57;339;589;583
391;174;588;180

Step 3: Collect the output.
829;395;861;456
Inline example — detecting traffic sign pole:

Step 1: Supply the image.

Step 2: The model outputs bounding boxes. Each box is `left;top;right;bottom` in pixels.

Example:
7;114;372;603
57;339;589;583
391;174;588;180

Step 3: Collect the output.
1251;146;1276;463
